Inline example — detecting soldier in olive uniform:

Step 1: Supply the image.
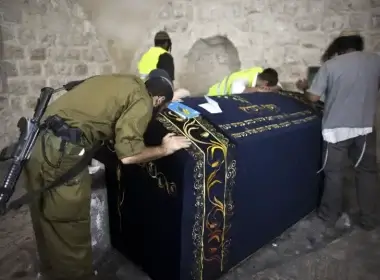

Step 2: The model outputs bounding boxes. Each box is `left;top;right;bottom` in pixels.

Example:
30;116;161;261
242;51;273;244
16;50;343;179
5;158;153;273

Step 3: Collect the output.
25;70;191;280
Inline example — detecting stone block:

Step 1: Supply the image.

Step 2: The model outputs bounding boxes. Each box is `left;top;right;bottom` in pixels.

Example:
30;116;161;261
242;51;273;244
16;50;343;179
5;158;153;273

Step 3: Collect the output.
101;64;114;74
194;4;222;22
162;20;189;33
39;34;57;46
348;13;371;29
9;96;24;111
371;0;380;8
0;96;8;110
158;1;194;21
25;95;38;111
1;25;16;42
47;48;64;62
82;48;109;62
17;28;36;45
301;0;326;16
70;33;90;46
269;1;299;17
327;1;352;14
19;62;42;76
2;2;23;23
74;64;88;76
48;48;81;62
86;64;101;76
8;79;29;95
29;79;47;94
1;61;18;77
371;13;380;29
23;1;48;16
374;41;380;52
283;46;301;65
3;44;25;60
294;18;319;32
66;49;81;61
321;16;345;32
370;35;380;51
30;48;46;61
44;63;72;76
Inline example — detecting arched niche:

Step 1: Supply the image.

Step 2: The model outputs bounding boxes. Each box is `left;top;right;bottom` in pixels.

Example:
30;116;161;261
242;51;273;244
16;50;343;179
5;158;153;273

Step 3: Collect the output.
178;35;241;95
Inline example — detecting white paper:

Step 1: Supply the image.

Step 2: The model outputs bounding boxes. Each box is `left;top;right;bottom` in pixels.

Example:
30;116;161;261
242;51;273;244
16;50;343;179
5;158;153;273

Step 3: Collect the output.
199;103;222;113
199;96;222;113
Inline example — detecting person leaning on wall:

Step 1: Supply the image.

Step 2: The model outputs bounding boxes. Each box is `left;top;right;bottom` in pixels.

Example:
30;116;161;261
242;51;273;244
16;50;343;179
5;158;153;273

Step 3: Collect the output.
137;30;191;101
138;31;175;81
295;30;380;231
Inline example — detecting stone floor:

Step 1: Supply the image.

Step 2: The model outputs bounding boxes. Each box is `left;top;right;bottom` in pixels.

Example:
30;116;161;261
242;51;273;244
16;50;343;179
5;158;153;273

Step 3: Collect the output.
1;168;380;280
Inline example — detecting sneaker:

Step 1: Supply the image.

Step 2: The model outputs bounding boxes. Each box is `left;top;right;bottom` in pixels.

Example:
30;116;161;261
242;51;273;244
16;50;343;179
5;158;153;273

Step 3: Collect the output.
358;219;377;231
317;211;338;227
335;212;352;230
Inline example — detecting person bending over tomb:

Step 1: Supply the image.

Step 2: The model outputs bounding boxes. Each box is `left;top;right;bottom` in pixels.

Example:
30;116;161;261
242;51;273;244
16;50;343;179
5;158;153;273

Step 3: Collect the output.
207;66;282;96
243;68;281;93
24;69;191;280
296;30;380;231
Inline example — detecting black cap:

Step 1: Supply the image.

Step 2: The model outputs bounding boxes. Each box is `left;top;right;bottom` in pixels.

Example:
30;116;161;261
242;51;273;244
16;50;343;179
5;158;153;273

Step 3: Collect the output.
147;69;173;87
154;31;170;41
145;69;174;100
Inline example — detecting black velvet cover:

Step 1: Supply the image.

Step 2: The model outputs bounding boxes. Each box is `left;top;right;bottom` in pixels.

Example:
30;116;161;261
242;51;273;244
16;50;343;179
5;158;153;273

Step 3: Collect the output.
105;92;323;280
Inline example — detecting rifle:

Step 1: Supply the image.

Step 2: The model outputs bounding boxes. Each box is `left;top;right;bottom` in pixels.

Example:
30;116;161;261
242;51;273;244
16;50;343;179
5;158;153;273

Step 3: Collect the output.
0;80;85;215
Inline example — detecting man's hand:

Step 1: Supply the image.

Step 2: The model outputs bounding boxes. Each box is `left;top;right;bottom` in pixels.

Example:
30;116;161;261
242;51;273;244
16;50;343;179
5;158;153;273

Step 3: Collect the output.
173;88;190;102
296;79;309;91
161;133;191;156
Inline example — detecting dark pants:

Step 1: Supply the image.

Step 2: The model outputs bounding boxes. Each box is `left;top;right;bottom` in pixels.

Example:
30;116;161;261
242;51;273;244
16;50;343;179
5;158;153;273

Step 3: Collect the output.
319;132;379;225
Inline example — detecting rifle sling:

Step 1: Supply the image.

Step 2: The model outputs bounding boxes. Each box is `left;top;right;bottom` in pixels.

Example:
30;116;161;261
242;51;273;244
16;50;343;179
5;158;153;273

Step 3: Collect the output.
7;142;102;212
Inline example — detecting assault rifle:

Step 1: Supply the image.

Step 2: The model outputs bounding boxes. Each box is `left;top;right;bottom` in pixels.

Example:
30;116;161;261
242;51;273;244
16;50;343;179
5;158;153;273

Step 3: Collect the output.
0;80;85;215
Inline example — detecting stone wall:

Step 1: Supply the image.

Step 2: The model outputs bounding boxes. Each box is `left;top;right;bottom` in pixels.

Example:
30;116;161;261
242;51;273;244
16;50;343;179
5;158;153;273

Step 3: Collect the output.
0;0;115;149
127;0;380;93
1;0;380;148
159;0;380;90
65;0;380;93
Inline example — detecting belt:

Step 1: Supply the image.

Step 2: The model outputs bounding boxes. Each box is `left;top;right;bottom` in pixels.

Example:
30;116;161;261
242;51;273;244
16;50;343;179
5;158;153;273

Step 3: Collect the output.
44;115;83;145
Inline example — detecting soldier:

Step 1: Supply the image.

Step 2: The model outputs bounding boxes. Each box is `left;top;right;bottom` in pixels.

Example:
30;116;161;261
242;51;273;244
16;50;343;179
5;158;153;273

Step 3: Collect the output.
25;69;191;280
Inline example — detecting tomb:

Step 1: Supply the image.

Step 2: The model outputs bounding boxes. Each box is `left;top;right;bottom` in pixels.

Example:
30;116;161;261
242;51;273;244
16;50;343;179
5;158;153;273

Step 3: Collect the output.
102;91;323;280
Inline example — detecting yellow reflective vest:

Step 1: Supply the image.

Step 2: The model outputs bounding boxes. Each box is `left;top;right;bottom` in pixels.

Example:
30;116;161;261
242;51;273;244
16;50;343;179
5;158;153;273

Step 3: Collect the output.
208;67;264;96
138;47;168;78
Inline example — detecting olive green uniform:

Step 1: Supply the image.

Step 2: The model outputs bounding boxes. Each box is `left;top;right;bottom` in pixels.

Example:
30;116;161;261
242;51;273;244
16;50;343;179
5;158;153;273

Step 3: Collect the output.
24;75;152;279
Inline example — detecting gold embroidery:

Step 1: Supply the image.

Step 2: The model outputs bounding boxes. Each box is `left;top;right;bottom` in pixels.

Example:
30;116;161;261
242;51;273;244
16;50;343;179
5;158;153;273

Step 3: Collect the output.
278;90;309;104
157;111;236;279
239;104;280;114
231;115;318;138
138;162;177;195
214;95;252;105
219;110;313;130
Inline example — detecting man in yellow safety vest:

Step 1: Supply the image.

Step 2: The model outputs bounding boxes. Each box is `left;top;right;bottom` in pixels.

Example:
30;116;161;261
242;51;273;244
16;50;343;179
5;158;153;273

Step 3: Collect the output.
207;67;282;96
138;31;175;82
